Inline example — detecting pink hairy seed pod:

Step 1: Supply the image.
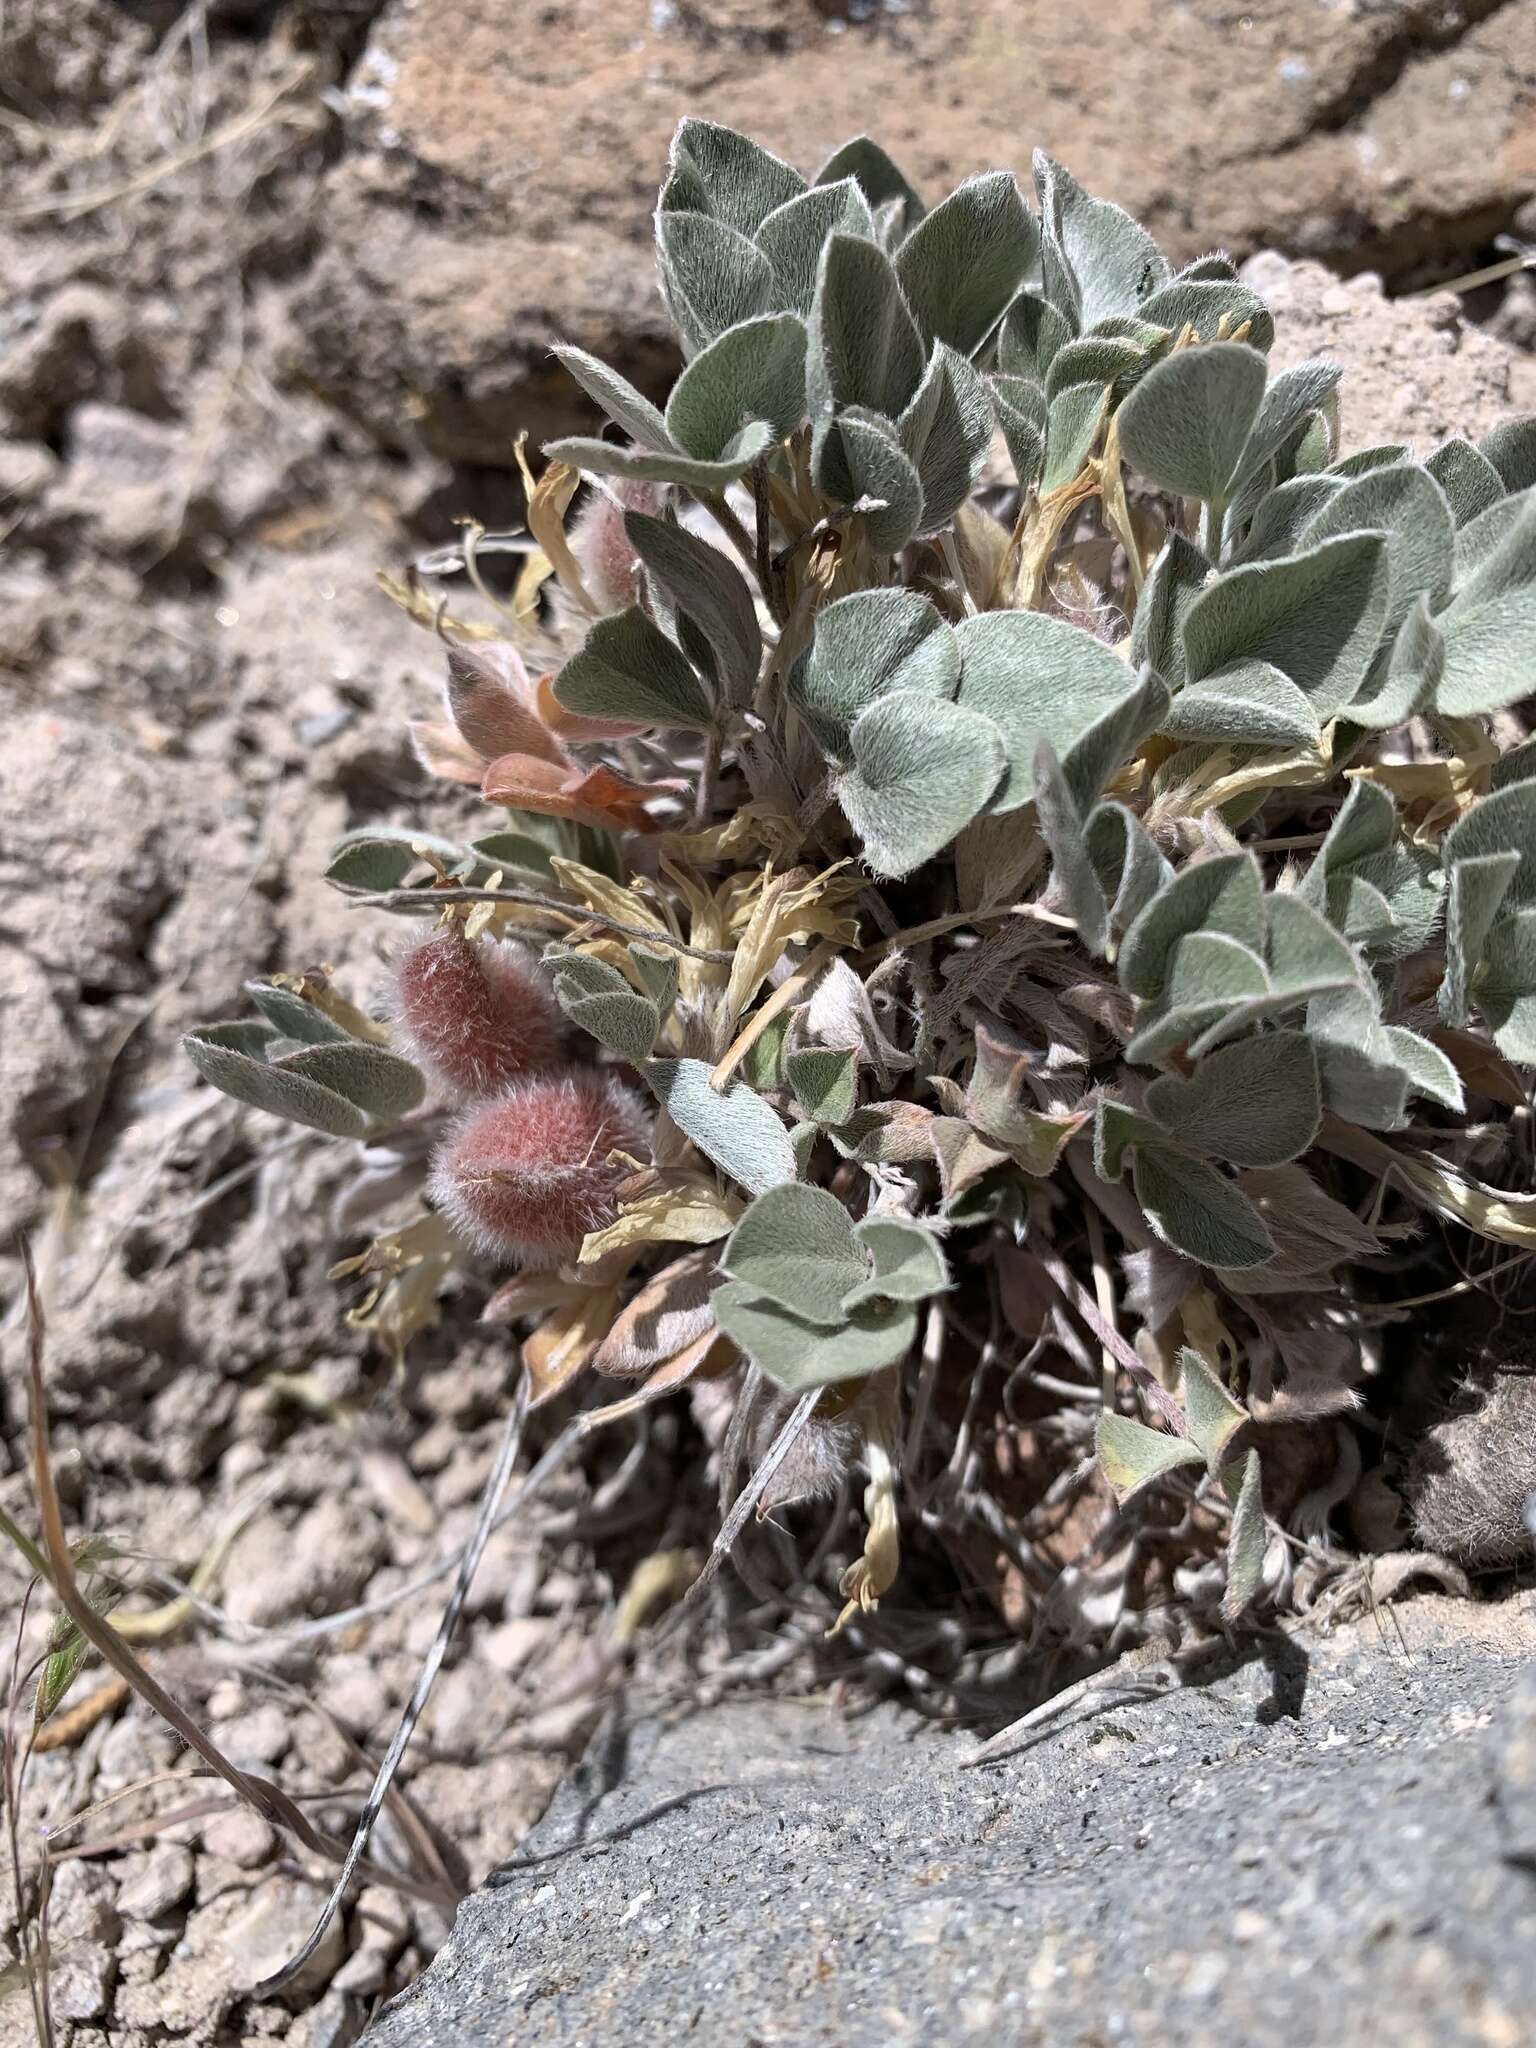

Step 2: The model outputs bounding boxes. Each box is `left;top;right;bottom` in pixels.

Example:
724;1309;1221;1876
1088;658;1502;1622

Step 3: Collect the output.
429;1069;651;1268
388;927;563;1099
568;479;661;615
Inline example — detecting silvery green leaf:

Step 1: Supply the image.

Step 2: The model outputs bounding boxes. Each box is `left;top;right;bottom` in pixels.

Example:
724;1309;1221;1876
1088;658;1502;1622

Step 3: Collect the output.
1426;436;1504;527
997;293;1074;384
1136;277;1275;351
1299;460;1454;638
656;211;776;356
245;982;351;1046
1480;416;1536;493
1383;1026;1464;1112
1130;531;1211;688
1331;443;1410;479
1443;779;1536;911
1221;1447;1266;1620
551;345;672;451
1344;840;1444;961
1093;1097;1160;1182
952;610;1153;814
1043;334;1149;400
791;587;957;758
326;826;491;894
1161;658;1321;750
838;693;1006;879
629;944;679;1016
814;135;925;241
1344;593;1444;730
184;1028;374;1139
1171;891;1359;1061
786;1046;859;1126
808;230;926;421
1303;777;1394;895
645;1057;797;1195
1232;474;1345;563
1435;492;1536;718
553;606;715;731
1441;850;1520;1026
844;1216;949;1309
1180;529;1390;718
1132;1142;1276;1270
1231;357;1343;493
624;510;761;706
1455;485;1536;586
712;1281;916;1393
1324;870;1397;949
1119;853;1263;1000
546;951;631;1001
1063;666;1171;810
664;312;808;458
720;1182;867;1325
275;1043;423;1121
1180;1347;1250;1469
667;118;805;236
472;827;561;881
1306;987;1410;1129
812;408;925;552
1040;380;1109;492
544;422;775;490
1097;1413;1205;1502
557;988;659;1064
1475;909;1536;1062
1124;931;1270;1063
1033;152;1171;328
1145;1030;1322;1167
1493;734;1536;791
899;344;994;531
1115;342;1267;503
755;178;876;313
1084;802;1173;934
1265;885;1364;988
1035;742;1110;956
1176;253;1239;282
989;373;1046;489
895;170;1036;356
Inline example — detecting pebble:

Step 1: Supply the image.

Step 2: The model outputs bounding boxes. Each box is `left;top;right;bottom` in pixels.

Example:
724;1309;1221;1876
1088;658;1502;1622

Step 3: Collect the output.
200;1805;279;1870
216;1701;292;1767
49;1941;117;2021
117;1842;195;1921
219;1874;347;1992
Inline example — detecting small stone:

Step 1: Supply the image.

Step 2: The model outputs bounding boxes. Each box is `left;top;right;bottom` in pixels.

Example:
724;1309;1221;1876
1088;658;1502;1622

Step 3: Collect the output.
49;1941;117;2021
290;1989;363;2048
424;1660;519;1761
332;1944;387;1995
320;1654;391;1735
200;1806;278;1869
219;1875;347;1992
45;1858;121;1944
482;1616;549;1677
354;1883;411;1957
216;1701;292;1766
117;1842;195;1921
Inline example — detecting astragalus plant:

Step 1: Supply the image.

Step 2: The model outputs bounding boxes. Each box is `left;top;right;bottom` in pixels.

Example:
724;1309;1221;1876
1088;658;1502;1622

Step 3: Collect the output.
187;122;1536;1643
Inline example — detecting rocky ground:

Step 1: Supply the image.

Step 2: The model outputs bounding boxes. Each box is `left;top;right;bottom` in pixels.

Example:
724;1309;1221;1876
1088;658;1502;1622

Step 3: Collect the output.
1;4;1535;2044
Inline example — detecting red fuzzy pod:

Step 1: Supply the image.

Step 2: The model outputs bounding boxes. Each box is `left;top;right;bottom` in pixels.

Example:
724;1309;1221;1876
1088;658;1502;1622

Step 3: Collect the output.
429;1069;651;1268
389;928;563;1099
568;479;661;615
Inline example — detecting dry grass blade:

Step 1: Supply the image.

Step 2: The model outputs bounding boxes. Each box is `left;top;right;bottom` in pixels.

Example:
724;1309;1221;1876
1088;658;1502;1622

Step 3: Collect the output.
253;1372;530;1994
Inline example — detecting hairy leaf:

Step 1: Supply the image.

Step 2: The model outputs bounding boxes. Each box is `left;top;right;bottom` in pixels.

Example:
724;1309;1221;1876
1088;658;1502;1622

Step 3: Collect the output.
809;230;926;421
844;1216;950;1309
756;178;876;313
896;170;1036;356
1098;1412;1205;1501
791;588;958;758
721;1182;867;1324
838;692;1006;878
554;606;715;731
713;1280;915;1391
657;210;776;356
1116;342;1267;503
664;311;808;458
1146;1030;1322;1166
645;1058;797;1195
1132;1143;1276;1269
